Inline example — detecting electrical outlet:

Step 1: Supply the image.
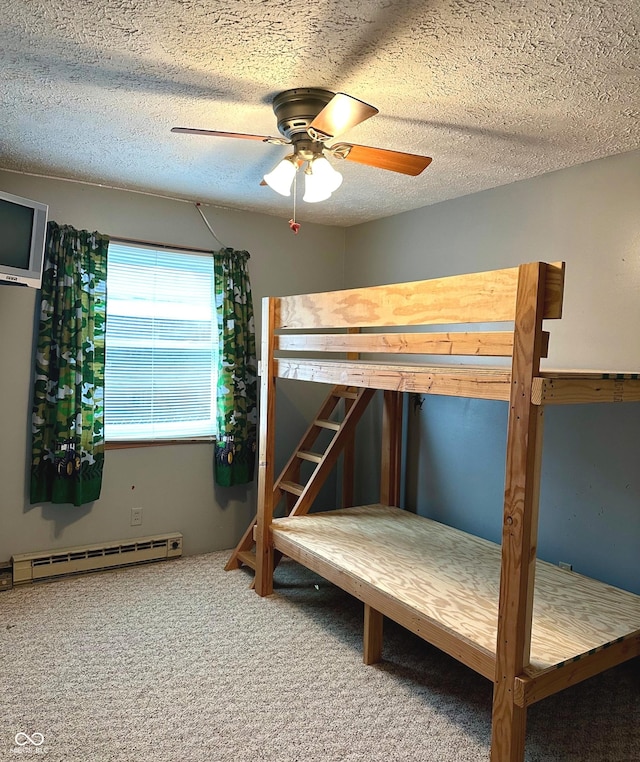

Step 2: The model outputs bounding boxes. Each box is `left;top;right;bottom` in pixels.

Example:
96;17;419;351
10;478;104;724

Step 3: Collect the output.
558;561;572;571
130;507;143;526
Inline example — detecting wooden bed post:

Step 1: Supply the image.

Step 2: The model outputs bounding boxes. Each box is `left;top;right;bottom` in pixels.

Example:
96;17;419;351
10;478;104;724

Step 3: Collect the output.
363;389;403;663
255;297;278;597
363;604;384;665
491;262;547;762
342;328;361;508
380;390;403;506
341;394;356;508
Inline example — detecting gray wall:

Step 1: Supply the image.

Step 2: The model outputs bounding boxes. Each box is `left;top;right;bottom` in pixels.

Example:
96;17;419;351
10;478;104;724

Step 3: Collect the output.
345;150;640;594
0;171;345;562
2;151;639;595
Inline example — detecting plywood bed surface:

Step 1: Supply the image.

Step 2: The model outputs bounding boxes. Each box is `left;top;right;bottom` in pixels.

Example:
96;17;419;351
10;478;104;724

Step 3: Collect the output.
271;505;640;675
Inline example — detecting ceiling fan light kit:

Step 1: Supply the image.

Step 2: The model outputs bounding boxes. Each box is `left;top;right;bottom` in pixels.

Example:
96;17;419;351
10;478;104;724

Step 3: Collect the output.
302;156;343;203
265;153;343;203
171;87;432;207
263;156;298;197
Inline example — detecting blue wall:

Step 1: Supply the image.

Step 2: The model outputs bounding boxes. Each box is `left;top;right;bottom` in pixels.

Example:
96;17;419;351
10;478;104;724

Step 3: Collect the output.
346;150;640;595
405;396;640;594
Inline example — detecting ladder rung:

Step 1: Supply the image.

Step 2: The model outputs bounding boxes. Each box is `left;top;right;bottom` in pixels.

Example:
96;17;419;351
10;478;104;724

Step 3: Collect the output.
315;418;341;431
236;550;257;569
297;450;323;463
332;388;359;400
280;480;305;496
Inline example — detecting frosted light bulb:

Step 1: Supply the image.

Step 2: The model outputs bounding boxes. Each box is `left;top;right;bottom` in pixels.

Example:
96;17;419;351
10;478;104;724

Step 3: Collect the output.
263;157;297;196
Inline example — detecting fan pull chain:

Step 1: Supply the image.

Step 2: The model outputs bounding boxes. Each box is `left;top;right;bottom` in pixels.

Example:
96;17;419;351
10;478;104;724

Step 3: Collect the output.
289;172;300;234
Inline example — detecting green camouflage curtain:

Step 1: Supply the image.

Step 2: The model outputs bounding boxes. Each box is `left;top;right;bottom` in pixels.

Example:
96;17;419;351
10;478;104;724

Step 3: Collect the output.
30;222;109;506
213;248;257;486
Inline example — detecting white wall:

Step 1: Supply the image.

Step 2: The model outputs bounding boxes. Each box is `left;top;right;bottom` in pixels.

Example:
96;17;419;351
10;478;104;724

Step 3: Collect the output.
345;149;640;594
0;171;345;562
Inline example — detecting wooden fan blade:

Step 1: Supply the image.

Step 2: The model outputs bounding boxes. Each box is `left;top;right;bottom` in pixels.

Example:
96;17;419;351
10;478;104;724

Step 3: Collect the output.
332;142;432;176
308;93;378;140
171;127;285;143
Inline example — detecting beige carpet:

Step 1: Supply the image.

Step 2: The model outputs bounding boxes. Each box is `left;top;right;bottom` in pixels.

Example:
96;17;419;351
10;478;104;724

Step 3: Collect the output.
0;551;637;761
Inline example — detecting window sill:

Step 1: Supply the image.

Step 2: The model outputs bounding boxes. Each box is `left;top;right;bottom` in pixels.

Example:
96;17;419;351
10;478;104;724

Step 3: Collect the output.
105;438;215;450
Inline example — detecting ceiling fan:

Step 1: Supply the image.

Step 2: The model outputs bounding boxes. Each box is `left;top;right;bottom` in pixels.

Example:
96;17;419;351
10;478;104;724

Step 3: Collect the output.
171;87;432;203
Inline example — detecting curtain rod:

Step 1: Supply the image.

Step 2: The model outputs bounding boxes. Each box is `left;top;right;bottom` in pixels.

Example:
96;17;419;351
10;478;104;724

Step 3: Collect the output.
109;236;216;256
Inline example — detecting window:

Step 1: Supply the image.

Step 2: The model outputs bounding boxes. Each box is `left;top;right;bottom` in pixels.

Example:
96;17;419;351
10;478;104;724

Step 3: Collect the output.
104;241;218;442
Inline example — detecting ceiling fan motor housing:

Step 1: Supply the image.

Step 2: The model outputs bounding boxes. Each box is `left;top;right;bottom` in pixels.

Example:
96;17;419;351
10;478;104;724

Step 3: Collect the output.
172;87;432;179
272;88;335;140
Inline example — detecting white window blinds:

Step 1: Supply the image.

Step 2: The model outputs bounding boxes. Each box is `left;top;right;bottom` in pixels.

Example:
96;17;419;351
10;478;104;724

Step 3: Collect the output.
105;242;218;441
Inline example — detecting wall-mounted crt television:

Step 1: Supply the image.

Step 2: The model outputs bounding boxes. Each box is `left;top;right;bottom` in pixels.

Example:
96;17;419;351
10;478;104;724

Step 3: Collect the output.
0;190;49;289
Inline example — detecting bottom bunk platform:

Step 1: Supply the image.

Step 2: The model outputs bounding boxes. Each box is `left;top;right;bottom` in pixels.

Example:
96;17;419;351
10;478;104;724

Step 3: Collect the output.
271;505;640;703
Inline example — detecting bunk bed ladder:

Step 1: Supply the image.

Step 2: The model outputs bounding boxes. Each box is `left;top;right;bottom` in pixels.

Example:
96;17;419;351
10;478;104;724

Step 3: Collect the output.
225;385;375;574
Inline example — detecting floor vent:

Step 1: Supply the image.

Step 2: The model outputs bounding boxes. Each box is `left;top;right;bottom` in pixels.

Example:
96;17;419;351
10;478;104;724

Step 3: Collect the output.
11;533;183;584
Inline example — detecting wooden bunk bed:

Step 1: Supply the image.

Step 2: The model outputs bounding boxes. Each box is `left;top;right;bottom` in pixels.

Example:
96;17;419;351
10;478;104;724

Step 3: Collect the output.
247;261;639;762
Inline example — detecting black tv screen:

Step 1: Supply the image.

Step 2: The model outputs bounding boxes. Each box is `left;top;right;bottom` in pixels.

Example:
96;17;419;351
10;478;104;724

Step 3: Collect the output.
0;190;48;288
0;198;35;270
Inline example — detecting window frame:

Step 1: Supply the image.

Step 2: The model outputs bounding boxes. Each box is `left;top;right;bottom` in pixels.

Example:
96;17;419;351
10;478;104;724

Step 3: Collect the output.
104;237;219;449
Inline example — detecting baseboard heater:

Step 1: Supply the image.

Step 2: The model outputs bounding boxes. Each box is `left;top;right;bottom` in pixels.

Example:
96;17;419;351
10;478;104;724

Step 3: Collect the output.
11;533;183;584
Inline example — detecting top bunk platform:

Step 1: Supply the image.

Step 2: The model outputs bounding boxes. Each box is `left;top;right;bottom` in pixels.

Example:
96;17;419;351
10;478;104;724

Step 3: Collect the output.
264;262;640;405
272;358;640;404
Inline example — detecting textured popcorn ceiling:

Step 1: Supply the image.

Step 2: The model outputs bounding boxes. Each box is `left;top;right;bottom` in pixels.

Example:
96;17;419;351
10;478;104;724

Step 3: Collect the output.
1;0;638;227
